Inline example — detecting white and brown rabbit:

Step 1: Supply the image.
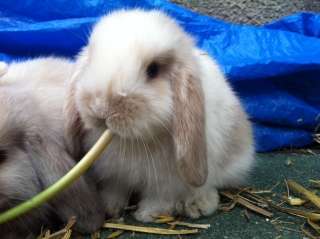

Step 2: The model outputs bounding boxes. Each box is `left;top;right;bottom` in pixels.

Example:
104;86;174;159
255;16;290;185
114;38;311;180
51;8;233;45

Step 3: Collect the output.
64;9;255;222
0;58;105;238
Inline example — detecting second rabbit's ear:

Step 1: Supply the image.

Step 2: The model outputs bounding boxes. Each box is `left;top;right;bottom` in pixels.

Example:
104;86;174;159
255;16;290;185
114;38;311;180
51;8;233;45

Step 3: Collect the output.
63;47;89;159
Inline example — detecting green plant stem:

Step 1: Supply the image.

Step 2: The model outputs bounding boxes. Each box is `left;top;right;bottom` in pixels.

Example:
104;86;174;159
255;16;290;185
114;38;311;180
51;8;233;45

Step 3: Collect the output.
0;130;112;224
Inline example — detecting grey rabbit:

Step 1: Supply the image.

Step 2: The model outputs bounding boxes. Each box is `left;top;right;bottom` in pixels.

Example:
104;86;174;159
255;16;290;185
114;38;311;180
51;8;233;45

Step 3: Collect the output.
0;58;105;238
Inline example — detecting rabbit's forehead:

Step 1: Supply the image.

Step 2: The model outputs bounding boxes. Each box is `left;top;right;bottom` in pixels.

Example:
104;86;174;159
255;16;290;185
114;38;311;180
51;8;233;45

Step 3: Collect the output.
89;12;185;64
92;10;181;43
88;35;174;80
90;33;177;65
82;51;146;95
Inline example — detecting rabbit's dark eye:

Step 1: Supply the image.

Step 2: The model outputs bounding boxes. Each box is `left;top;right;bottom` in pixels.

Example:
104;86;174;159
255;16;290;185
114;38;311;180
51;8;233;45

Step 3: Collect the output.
146;62;159;80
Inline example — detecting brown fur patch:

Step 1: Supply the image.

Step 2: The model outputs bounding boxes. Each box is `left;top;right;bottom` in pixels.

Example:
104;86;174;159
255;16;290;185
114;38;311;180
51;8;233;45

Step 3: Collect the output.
171;63;208;187
106;94;147;134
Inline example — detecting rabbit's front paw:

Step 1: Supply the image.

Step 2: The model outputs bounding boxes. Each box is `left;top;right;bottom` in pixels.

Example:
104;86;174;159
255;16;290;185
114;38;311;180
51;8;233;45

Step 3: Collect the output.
103;197;128;219
177;188;219;219
133;199;174;222
99;185;129;219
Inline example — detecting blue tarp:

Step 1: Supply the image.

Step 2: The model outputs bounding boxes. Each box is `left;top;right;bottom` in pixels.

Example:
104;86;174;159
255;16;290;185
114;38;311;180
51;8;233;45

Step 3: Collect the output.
0;0;319;152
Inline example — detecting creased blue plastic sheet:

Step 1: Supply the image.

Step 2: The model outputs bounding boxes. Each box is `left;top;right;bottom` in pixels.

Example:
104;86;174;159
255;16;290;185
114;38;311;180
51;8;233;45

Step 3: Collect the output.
0;0;319;152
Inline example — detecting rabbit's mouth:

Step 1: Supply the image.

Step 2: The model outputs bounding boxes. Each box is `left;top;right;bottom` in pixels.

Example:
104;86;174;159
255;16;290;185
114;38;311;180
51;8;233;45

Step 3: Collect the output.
105;115;139;139
87;116;107;129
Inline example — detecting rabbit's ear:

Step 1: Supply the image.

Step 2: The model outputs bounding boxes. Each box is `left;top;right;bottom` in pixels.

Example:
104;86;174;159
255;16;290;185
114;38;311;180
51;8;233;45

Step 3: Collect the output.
64;79;83;159
171;63;208;187
63;47;89;159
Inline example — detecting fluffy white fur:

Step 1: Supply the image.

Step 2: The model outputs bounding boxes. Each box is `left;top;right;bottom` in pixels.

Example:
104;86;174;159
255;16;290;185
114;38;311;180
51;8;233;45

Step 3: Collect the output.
66;9;255;222
0;9;255;228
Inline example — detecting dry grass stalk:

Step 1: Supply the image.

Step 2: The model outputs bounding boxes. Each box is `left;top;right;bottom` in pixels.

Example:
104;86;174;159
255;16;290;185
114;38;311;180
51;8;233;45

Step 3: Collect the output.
107;230;124;239
270;217;295;225
269;203;320;221
284;179;290;198
44;229;67;239
222;183;320;236
287;180;320;209
249;190;273;194
306;149;317;155
240;192;269;208
268;182;281;192
61;230;72;239
245;189;272;203
103;223;198;235
65;216;76;230
154;215;175;223
301;223;319;239
220;191;273;218
37;229;47;239
308;218;320;234
219;201;237;212
168;224;176;230
282;196;307;206
39;217;76;239
310;180;320;189
43;230;51;239
168;221;211;229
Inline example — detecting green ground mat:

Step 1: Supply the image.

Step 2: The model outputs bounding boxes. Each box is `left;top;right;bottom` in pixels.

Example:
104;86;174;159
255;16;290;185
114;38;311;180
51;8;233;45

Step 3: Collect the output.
79;152;319;239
